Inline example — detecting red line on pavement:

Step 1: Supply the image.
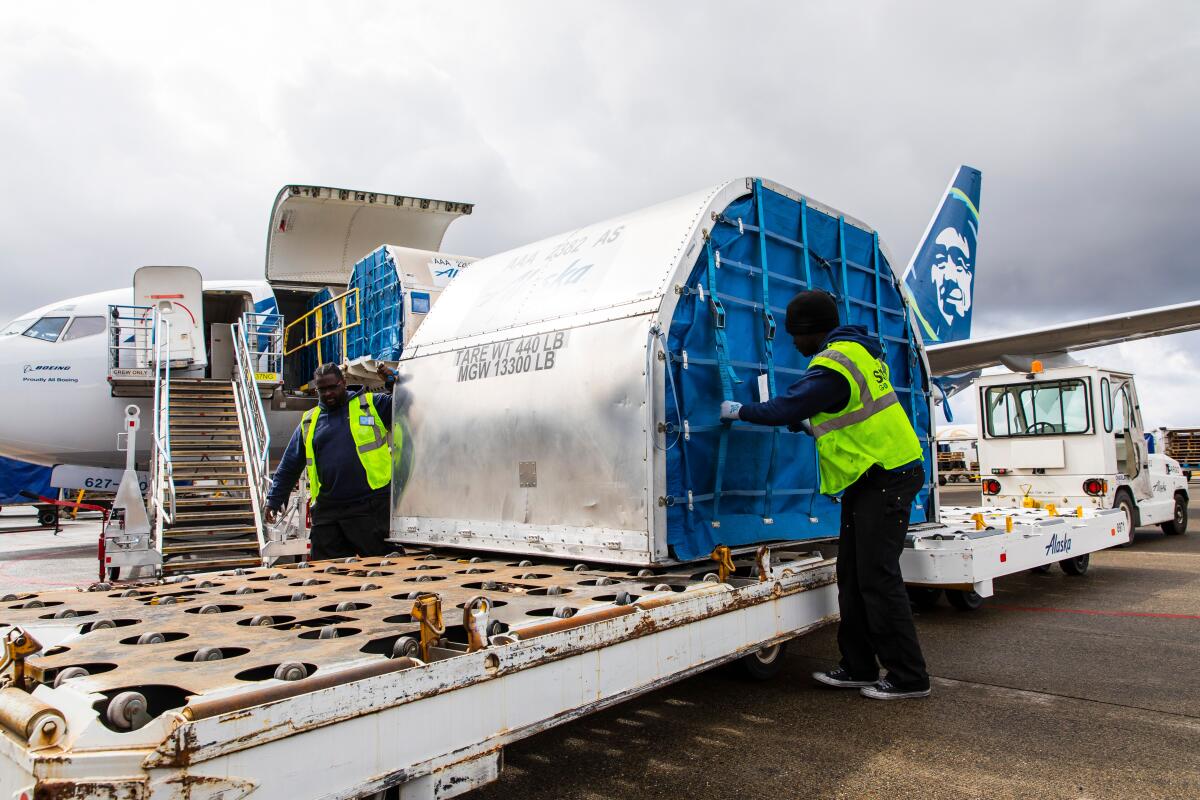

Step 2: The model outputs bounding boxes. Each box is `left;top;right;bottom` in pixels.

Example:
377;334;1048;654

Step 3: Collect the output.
990;604;1200;620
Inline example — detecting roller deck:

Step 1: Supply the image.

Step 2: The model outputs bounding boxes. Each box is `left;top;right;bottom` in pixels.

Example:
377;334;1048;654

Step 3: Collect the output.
0;546;837;800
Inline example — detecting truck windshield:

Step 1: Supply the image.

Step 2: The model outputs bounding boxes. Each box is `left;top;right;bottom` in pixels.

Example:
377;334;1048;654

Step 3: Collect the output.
984;378;1091;437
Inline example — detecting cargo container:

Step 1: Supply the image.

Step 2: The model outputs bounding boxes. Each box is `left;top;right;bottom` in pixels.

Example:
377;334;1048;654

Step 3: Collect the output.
392;178;934;564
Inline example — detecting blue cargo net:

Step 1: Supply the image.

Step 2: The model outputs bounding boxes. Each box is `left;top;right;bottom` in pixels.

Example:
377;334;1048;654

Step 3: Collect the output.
346;246;405;362
663;182;933;560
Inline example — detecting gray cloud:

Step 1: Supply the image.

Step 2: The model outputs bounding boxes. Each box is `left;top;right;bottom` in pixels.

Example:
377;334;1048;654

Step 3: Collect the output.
1;1;1198;423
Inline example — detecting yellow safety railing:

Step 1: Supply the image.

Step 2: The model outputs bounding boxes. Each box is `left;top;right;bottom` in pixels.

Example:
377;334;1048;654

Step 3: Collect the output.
283;287;361;358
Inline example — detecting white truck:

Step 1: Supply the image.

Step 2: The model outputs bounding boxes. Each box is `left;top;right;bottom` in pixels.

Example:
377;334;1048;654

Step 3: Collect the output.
974;364;1188;540
898;363;1188;611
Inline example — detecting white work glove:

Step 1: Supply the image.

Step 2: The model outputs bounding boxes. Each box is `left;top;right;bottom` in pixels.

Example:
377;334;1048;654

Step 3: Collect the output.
720;400;743;421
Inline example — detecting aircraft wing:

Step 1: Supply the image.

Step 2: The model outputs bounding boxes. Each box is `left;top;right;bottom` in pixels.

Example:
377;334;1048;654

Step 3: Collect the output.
925;300;1200;375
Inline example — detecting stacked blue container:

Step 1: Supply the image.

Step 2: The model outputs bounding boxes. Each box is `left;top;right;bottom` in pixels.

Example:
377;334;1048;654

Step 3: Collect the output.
345;246;405;362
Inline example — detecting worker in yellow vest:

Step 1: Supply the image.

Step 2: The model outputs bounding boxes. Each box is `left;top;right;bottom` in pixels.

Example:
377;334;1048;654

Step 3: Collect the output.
720;290;930;700
266;363;398;560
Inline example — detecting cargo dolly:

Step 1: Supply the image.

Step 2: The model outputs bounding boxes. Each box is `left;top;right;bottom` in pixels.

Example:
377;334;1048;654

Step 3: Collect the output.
900;505;1129;611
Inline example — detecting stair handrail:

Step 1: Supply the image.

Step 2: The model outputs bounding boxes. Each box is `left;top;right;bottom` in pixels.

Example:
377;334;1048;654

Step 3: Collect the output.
105;304;156;373
149;314;176;555
232;321;271;553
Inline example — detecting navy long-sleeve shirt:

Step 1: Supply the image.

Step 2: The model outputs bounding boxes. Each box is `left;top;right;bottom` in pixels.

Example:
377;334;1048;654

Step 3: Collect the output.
266;387;392;510
738;324;922;473
736;325;880;427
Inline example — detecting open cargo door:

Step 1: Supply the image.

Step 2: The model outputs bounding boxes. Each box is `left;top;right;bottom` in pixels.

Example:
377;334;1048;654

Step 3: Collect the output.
133;266;206;367
265;185;473;287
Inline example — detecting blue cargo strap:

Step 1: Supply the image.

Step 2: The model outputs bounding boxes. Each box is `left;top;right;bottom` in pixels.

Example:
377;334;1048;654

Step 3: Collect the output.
871;232;887;357
706;238;739;527
753;180;780;522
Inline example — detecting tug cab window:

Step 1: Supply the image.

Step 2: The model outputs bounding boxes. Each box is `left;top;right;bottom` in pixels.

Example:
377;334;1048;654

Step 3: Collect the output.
21;316;70;342
61;316;106;341
984;378;1091;437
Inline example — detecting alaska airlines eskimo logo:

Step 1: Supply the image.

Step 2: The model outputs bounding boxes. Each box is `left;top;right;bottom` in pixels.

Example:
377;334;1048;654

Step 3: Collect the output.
23;364;71;374
1045;531;1072;556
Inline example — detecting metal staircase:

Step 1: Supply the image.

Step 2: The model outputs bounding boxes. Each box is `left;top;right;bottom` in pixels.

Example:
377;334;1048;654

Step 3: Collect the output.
102;305;308;577
158;379;263;573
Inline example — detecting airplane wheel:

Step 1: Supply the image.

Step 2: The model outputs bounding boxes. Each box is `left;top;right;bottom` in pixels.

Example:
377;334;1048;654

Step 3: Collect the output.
1161;493;1187;536
946;589;983;612
1060;553;1090;576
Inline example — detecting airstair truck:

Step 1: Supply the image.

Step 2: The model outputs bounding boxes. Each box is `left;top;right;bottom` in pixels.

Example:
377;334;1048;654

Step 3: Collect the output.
0;178;1116;799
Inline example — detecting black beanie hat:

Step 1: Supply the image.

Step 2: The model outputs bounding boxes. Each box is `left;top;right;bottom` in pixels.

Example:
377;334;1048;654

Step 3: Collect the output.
784;290;840;335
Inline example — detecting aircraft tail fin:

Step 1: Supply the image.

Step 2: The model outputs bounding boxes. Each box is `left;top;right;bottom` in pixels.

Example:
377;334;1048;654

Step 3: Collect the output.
902;165;982;344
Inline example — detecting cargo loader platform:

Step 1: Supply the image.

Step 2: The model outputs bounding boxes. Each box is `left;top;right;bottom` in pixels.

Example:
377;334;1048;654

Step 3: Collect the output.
0;546;835;800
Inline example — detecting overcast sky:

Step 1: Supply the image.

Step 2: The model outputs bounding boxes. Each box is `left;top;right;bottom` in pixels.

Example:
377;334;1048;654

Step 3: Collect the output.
2;2;1198;424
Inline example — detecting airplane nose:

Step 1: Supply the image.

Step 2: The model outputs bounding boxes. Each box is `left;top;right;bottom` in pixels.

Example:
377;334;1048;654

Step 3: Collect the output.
0;332;135;467
0;334;51;462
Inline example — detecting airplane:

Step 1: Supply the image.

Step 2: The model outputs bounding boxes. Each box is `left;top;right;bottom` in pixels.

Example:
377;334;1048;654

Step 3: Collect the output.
1;171;1197;475
900;166;1200;413
0;185;475;470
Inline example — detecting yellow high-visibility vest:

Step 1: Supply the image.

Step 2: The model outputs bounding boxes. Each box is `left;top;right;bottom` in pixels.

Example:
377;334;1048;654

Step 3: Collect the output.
300;393;393;505
808;341;923;495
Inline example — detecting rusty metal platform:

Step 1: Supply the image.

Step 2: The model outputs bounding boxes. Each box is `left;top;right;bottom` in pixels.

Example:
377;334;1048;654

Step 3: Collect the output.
1;547;750;703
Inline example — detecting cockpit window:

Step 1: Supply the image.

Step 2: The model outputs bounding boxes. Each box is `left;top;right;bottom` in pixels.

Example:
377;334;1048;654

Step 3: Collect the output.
1;318;35;336
61;316;106;341
21;317;70;342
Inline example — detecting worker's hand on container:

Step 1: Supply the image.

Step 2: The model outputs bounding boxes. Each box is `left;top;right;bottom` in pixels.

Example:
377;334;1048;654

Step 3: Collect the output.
376;363;397;388
264;506;279;524
788;419;815;436
719;400;742;421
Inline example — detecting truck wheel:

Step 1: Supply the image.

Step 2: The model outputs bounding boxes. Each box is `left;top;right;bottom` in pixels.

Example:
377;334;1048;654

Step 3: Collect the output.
737;642;787;680
37;508;57;527
1161;493;1188;536
938;475;947;486
946;589;983;612
1115;492;1138;547
1060;553;1090;576
907;586;942;610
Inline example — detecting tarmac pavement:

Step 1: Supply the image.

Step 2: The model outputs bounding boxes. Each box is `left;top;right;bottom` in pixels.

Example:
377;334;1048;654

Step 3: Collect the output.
0;508;100;593
474;486;1200;800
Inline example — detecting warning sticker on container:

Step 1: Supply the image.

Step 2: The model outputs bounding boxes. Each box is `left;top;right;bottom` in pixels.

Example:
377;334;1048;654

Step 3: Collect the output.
454;331;569;382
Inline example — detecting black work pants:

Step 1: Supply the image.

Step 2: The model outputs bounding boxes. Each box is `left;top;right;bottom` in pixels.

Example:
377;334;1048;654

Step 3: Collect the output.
309;491;392;561
836;464;929;690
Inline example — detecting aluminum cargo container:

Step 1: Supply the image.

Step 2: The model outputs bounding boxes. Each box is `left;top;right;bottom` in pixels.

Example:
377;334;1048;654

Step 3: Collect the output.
392;178;934;564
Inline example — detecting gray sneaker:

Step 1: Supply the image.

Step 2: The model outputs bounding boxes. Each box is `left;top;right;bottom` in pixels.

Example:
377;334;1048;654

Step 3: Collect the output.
860;678;931;700
813;666;878;688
